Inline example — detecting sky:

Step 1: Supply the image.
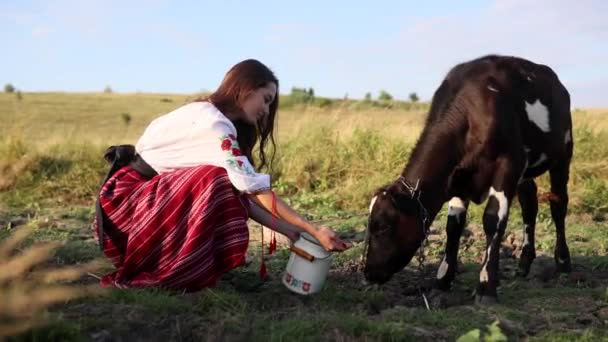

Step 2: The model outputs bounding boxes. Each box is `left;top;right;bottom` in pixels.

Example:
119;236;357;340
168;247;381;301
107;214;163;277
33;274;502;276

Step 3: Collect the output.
1;0;607;107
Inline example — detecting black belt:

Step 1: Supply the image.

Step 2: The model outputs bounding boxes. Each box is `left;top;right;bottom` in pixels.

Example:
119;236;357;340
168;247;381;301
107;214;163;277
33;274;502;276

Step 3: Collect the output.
95;145;158;250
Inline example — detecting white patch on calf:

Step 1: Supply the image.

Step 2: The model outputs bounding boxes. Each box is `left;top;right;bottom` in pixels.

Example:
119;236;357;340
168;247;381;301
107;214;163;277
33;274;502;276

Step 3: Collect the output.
518;156;529;185
529;153;547;168
436;257;449;279
448;197;466;214
480;225;501;283
447;197;466;223
565;129;572;144
487;84;499;92
369;196;378;214
479;245;492;283
488;187;508;227
480;267;489;283
522;224;531;248
525;100;551;132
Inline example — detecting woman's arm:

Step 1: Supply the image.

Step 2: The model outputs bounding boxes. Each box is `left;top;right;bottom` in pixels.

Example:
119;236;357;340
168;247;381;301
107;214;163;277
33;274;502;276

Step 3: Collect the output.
248;191;352;252
247;200;300;243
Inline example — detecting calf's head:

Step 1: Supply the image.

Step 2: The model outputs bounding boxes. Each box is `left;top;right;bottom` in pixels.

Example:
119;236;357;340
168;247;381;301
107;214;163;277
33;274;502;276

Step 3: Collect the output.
363;181;428;284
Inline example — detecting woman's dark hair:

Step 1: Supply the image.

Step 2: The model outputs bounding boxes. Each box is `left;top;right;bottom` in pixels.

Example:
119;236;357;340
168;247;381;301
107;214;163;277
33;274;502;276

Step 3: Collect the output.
197;59;278;171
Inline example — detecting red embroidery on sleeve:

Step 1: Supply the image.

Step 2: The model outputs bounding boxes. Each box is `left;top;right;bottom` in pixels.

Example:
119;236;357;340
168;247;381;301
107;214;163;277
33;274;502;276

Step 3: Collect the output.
221;139;232;151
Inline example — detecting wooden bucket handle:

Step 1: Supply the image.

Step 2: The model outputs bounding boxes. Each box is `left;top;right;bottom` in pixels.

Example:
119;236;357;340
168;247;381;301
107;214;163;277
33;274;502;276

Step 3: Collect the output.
290;245;315;262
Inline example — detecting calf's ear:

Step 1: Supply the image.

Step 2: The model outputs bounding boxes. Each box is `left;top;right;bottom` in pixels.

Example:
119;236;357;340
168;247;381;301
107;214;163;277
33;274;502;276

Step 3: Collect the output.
521;69;536;82
485;76;501;93
386;184;419;214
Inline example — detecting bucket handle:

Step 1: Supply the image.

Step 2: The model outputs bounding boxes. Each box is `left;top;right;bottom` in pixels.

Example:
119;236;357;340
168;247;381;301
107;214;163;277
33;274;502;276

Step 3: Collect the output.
290;245;315;262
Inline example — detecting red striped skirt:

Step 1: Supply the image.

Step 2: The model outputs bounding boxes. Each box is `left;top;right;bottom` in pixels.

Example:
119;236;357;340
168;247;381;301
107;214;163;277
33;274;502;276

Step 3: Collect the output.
93;165;250;292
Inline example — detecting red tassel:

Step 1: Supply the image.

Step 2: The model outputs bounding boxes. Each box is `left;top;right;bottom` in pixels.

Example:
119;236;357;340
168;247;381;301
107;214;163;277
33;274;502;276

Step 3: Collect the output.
259;212;266;279
260;191;278;278
259;261;267;279
268;191;278;255
269;234;276;255
271;235;277;254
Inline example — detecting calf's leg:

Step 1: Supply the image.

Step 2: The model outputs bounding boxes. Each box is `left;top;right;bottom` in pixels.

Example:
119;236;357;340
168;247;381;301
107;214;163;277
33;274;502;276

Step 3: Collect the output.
435;197;468;291
517;179;538;276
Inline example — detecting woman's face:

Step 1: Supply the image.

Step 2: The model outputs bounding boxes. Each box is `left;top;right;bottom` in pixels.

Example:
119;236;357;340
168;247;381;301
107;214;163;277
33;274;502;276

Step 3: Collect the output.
240;82;277;125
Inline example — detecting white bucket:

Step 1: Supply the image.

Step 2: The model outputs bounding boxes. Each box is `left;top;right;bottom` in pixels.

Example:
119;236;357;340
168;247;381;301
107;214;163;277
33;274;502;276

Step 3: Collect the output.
282;232;333;295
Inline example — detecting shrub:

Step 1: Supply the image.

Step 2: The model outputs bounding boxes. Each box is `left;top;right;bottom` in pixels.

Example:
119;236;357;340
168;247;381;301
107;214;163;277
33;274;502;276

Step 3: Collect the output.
409;92;419;102
120;112;132;125
378;90;393;101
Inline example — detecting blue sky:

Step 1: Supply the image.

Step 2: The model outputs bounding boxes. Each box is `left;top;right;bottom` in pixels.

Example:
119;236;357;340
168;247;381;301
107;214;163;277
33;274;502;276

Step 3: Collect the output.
1;0;607;107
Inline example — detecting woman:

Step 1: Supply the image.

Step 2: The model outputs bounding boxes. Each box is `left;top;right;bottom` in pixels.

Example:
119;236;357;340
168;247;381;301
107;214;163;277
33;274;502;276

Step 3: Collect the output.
94;59;352;292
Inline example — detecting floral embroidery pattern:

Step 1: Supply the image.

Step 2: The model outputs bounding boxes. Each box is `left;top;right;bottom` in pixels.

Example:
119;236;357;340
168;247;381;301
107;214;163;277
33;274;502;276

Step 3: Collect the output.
231;148;242;157
219;133;255;176
221;139;232;151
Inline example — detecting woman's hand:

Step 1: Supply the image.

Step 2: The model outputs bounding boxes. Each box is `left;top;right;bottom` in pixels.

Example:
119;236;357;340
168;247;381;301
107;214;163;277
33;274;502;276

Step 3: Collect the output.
313;226;353;252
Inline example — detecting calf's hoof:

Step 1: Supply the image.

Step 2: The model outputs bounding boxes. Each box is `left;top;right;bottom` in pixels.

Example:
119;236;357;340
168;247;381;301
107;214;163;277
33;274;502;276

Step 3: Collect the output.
555;258;572;273
434;279;453;292
427;288;450;308
516;265;531;278
517;255;535;277
475;294;498;306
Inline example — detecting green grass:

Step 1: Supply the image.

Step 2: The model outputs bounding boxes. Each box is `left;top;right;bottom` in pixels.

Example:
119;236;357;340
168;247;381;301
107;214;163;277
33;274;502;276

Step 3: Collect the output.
1;92;608;340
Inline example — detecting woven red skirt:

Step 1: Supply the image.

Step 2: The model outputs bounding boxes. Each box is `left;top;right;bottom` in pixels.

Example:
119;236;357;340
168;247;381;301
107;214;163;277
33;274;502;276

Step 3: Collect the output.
93;165;250;292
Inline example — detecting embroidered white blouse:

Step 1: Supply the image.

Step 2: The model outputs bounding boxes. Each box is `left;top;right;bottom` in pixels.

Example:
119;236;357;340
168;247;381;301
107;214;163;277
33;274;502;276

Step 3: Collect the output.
135;101;271;193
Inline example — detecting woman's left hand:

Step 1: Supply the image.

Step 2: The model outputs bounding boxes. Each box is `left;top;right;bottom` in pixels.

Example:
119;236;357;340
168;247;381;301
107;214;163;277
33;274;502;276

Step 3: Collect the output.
314;226;353;252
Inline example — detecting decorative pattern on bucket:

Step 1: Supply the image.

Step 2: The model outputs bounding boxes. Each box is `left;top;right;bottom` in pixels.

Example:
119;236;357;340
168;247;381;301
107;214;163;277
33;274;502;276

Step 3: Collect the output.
284;272;311;293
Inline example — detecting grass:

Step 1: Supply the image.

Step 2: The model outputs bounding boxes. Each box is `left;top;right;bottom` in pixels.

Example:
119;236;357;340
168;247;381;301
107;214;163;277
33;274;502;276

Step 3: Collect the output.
0;226;104;339
1;92;608;340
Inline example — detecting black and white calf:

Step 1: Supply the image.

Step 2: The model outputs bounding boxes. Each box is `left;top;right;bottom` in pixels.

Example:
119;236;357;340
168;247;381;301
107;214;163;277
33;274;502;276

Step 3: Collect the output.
363;55;573;304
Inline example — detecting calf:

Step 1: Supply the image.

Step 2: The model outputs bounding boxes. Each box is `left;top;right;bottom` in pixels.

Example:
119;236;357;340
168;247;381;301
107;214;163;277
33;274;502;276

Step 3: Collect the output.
363;55;573;304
